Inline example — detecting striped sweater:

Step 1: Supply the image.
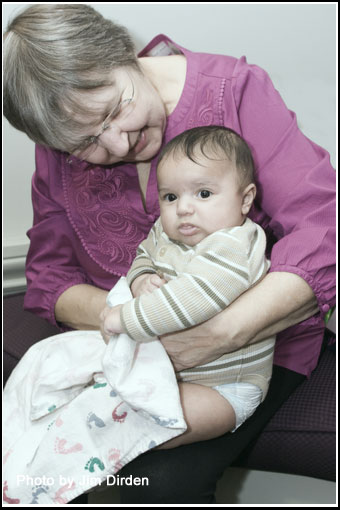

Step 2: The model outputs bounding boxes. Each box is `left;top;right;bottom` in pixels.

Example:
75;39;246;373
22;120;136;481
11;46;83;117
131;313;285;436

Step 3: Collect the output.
122;217;275;398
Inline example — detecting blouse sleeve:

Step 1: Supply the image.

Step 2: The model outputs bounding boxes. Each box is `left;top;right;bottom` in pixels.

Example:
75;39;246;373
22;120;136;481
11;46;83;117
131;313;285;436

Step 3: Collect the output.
24;145;93;328
232;58;336;318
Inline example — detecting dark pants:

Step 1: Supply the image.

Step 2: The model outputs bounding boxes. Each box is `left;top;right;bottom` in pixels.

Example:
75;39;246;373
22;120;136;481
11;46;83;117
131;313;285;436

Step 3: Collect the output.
118;365;305;504
70;365;305;504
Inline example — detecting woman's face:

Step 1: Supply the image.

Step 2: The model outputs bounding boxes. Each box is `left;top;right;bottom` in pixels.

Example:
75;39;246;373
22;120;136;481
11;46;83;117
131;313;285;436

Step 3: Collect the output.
70;67;167;165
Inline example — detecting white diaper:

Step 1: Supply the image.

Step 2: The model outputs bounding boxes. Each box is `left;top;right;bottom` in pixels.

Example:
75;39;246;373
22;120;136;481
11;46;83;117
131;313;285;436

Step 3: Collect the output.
213;382;263;432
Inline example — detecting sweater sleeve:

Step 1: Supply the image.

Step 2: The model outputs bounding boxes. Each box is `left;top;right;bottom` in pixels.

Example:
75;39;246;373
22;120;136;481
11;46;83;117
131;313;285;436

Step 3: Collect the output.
121;224;268;340
125;221;160;287
23;145;93;328
232;58;336;318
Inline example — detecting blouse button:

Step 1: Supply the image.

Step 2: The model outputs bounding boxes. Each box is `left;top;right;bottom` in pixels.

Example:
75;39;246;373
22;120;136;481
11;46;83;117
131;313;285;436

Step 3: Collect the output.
159;248;166;257
321;304;330;313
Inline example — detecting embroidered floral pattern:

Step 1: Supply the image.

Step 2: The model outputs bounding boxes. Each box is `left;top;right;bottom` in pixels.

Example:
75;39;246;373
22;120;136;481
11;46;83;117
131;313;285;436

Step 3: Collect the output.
62;161;159;276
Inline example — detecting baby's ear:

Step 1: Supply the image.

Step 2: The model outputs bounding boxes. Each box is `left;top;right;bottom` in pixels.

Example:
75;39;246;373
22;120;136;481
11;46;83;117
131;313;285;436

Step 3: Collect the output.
241;183;256;215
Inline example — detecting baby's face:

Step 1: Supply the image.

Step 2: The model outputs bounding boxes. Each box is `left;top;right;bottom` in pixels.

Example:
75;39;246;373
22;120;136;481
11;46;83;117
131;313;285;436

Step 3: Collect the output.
157;154;251;246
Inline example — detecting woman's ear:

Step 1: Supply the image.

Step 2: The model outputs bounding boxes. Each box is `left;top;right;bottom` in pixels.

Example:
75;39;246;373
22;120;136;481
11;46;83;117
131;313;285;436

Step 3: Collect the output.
241;183;256;215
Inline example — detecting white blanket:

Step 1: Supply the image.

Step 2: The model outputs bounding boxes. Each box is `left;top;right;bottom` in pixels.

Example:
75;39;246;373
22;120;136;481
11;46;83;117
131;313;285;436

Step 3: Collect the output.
3;278;186;504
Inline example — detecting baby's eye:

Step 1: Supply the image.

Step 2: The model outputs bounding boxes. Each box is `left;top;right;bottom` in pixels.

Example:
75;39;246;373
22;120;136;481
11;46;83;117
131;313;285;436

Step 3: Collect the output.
198;190;212;199
164;193;177;202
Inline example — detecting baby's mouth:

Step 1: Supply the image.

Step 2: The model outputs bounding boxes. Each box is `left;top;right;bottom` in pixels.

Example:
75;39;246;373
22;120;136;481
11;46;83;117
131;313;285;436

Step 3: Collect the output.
178;224;199;236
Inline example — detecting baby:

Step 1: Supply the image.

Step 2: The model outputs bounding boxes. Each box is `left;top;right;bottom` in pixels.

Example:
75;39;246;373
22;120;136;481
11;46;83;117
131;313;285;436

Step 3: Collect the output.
100;126;275;448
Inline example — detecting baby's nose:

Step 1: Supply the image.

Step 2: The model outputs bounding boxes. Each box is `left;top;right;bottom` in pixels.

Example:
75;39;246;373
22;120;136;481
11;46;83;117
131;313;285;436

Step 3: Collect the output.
177;197;194;215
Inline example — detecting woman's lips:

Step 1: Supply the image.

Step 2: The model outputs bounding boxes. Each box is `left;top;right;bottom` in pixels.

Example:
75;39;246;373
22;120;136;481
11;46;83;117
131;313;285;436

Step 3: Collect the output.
130;129;147;155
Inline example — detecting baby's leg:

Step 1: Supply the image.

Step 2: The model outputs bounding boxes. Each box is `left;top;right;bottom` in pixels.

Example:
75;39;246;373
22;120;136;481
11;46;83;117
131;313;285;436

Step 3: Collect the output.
157;382;235;449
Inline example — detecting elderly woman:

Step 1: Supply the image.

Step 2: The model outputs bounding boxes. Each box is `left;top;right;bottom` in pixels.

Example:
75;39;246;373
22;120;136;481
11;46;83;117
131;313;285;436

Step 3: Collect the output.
3;4;335;504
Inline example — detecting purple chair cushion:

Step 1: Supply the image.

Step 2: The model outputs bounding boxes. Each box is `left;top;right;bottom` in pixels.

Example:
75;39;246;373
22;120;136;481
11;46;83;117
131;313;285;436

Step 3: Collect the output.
3;293;60;384
233;347;335;481
3;294;336;481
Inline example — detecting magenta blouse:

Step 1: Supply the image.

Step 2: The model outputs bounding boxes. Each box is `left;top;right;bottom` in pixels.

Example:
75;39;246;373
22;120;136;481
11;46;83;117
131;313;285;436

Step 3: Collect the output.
24;35;335;377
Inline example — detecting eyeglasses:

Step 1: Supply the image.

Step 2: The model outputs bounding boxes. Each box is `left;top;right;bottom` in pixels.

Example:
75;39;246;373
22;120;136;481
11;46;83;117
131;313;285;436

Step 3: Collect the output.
68;76;135;163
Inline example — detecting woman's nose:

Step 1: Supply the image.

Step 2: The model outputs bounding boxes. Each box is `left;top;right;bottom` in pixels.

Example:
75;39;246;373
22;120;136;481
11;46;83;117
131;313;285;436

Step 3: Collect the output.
99;125;130;158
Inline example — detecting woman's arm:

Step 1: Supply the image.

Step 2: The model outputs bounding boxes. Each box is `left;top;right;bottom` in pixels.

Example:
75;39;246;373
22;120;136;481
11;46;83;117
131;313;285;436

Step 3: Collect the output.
24;146;109;328
55;284;108;330
160;271;318;371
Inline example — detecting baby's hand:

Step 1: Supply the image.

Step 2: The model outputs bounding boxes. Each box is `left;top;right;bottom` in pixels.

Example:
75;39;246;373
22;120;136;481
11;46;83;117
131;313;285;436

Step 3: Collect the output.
100;304;123;344
131;273;166;297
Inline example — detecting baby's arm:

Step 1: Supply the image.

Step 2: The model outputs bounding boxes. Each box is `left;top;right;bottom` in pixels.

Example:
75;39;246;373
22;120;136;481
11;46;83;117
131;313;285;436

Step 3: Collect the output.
100;220;166;342
103;223;267;343
125;220;162;289
100;273;166;343
121;229;256;341
131;273;166;297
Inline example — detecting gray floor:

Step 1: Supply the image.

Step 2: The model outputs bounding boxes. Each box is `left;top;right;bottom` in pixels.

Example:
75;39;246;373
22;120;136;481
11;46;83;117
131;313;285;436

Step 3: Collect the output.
86;468;336;505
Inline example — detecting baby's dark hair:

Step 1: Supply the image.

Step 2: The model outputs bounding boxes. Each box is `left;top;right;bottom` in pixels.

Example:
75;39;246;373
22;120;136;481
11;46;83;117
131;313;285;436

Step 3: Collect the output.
157;126;255;188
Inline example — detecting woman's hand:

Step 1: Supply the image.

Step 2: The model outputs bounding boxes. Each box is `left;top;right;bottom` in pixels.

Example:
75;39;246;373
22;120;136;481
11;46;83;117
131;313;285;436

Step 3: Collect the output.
131;273;166;297
160;313;229;371
160;272;319;371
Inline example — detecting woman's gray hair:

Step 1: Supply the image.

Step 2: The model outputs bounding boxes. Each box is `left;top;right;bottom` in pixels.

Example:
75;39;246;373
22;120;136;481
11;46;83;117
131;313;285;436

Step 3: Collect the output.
3;4;141;153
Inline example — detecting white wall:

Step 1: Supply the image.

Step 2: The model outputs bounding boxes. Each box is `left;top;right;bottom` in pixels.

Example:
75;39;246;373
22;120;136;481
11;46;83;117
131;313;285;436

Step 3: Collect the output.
2;3;336;291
